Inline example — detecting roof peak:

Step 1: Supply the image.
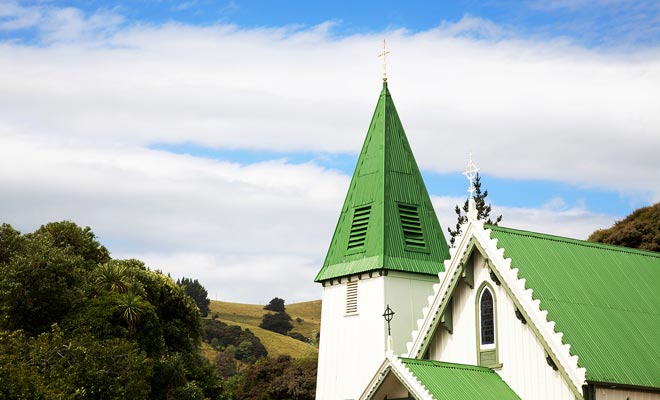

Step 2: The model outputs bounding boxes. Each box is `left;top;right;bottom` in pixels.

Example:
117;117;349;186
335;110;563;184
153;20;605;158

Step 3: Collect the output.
315;82;450;282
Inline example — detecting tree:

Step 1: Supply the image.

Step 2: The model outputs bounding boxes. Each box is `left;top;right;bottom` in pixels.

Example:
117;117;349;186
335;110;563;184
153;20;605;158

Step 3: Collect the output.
232;354;317;400
117;290;150;335
588;202;660;251
0;220;227;399
202;319;267;362
215;350;237;379
177;277;211;317
31;221;110;268
0;224;24;265
95;260;132;293
260;312;293;335
264;297;285;312
447;173;502;247
0;236;85;335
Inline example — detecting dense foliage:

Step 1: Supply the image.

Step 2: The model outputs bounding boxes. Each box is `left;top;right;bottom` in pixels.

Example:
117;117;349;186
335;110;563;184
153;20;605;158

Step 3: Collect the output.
229;355;317;400
263;297;285;312
178;277;212;317
588;202;660;251
259;297;294;335
203;319;268;363
0;221;223;400
447;173;502;247
260;311;293;335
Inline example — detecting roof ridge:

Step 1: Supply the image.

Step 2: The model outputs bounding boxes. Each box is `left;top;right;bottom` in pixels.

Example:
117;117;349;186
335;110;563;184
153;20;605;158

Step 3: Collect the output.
486;224;660;259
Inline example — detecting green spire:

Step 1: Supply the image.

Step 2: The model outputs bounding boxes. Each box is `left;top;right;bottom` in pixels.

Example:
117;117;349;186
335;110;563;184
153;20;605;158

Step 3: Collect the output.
315;82;450;282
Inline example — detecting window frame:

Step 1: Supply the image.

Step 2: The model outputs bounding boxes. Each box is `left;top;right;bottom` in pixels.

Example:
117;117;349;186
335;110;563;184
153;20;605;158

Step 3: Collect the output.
479;287;496;349
475;281;500;368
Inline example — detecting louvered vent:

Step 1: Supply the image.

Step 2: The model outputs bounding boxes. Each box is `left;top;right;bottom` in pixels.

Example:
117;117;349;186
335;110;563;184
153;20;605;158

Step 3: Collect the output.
398;203;425;249
345;281;358;314
347;205;371;251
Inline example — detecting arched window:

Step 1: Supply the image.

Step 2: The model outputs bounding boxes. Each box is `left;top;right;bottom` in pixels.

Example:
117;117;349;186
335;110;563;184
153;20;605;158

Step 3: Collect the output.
480;288;495;346
476;283;499;367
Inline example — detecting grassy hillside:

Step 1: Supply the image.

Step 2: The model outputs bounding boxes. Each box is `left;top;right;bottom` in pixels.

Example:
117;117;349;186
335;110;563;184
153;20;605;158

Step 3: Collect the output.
206;299;321;360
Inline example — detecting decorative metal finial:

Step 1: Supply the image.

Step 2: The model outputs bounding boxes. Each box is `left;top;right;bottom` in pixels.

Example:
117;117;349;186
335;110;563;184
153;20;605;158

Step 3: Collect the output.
463;153;480;199
378;39;390;82
382;304;395;336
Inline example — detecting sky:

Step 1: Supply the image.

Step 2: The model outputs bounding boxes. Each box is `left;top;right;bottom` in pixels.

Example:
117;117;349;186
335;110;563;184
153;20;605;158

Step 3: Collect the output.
1;0;659;304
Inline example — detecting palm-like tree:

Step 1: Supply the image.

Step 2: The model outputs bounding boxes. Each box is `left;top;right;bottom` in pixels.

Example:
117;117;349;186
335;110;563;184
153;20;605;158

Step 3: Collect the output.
95;261;131;293
117;290;148;334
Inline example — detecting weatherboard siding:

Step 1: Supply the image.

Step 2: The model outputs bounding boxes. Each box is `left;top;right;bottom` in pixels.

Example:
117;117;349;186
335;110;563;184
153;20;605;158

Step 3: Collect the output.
316;276;386;400
384;271;437;355
427;251;575;399
316;272;436;400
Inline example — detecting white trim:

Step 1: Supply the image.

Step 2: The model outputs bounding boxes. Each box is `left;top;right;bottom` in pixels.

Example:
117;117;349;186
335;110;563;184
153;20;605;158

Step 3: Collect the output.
359;353;433;400
405;219;587;395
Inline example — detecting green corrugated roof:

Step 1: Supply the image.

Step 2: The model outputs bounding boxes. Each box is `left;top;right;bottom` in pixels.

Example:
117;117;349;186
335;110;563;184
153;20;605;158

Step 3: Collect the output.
488;225;660;388
315;83;450;282
400;358;521;399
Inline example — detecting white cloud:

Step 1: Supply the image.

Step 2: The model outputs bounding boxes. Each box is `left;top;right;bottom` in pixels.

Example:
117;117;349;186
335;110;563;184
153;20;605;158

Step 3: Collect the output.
0;7;656;301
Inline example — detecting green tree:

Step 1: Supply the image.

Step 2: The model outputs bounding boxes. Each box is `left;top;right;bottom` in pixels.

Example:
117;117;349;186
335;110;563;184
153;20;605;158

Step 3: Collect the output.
447;173;502;247
0;237;85;335
32;221;110;267
177;277;211;317
202;319;267;362
233;355;317;400
0;224;25;265
264;297;286;312
588;202;660;251
0;326;153;400
214;350;237;379
117;290;150;335
0;221;226;399
95;260;132;293
260;312;293;335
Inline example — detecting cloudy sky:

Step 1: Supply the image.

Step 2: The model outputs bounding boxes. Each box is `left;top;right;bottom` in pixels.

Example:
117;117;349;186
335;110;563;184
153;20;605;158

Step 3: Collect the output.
1;0;659;303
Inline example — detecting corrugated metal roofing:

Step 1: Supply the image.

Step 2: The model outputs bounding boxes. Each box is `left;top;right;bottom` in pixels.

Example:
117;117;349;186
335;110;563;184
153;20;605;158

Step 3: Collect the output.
488;225;660;389
400;358;521;399
315;83;449;282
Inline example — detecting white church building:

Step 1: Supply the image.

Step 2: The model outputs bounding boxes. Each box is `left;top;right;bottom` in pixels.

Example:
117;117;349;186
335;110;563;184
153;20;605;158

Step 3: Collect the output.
314;78;660;400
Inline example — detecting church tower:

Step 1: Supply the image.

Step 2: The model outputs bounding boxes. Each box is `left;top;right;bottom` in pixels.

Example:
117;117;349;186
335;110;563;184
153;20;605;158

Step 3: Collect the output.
314;80;450;400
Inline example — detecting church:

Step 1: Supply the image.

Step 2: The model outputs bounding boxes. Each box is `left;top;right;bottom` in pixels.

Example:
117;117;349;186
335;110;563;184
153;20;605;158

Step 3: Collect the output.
313;76;660;399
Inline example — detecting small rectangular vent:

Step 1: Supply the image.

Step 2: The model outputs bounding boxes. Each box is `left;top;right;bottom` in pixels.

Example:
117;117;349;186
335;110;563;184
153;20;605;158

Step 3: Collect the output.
398;203;425;249
345;281;358;314
347;205;371;251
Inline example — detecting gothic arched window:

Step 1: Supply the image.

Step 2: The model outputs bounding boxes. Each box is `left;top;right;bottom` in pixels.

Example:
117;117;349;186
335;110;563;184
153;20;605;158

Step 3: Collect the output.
480;288;495;346
476;283;499;367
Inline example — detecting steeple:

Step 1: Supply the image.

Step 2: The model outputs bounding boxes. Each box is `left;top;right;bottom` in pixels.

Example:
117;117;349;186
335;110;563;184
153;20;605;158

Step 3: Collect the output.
315;82;450;282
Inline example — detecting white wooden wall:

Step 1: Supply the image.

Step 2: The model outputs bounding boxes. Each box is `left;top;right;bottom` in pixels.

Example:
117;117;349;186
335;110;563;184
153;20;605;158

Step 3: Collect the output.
384;271;437;356
316;276;385;400
316;272;435;400
427;251;576;400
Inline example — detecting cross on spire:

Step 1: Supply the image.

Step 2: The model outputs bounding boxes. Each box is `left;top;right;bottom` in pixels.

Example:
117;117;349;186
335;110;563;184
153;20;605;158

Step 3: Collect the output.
463;153;480;199
378;39;390;82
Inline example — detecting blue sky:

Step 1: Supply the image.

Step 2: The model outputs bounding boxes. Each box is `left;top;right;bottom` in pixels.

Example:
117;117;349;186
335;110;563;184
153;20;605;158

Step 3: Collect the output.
1;0;659;302
6;0;660;47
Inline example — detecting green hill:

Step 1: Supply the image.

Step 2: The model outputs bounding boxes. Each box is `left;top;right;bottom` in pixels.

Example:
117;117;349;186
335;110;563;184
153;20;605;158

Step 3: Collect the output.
588;202;660;251
206;299;321;360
